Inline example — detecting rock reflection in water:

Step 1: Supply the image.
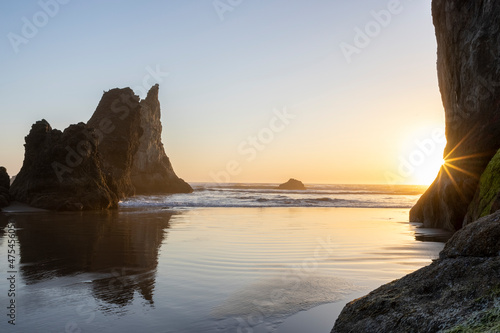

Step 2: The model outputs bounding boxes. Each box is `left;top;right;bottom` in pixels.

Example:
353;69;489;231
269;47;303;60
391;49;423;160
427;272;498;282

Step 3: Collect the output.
1;209;171;309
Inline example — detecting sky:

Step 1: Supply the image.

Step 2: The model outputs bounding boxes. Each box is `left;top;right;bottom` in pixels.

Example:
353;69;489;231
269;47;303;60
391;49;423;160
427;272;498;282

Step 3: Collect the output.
0;0;445;185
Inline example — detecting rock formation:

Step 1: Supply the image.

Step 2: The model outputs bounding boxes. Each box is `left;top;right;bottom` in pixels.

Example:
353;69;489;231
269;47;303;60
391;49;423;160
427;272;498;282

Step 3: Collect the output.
9;84;191;211
87;87;143;198
410;0;500;231
129;84;192;194
0;167;10;208
332;211;500;332
278;178;306;190
9;120;119;210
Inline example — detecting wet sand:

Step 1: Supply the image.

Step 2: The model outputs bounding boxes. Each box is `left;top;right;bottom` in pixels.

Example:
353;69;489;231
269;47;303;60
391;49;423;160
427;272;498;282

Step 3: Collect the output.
0;207;446;332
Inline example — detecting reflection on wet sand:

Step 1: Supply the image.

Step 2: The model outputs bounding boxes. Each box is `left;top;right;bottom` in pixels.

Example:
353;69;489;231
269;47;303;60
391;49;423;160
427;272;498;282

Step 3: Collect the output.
0;209;171;309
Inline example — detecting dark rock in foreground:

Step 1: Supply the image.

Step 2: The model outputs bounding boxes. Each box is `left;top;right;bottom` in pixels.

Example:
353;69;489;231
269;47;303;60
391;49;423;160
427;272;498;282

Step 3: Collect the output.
410;0;500;231
130;84;192;194
10;120;118;210
0;167;11;208
332;211;500;333
278;178;306;190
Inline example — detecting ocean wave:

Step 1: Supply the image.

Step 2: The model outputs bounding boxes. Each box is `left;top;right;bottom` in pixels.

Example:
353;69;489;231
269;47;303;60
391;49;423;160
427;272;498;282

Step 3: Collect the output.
120;196;414;209
118;183;421;210
190;183;428;196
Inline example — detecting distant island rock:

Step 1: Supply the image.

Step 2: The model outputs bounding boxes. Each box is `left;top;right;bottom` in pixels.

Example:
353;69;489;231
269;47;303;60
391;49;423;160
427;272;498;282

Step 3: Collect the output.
278;178;306;190
0;167;11;208
9;84;192;211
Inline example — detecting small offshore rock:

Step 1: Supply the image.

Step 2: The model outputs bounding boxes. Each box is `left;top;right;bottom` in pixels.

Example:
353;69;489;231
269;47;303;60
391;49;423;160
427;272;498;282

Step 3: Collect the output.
278;178;306;190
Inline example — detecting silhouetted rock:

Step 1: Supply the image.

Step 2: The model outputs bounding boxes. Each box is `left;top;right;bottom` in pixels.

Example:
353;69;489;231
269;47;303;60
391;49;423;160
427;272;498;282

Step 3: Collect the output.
410;0;500;231
87;87;143;198
464;149;500;226
278;178;306;190
9;85;191;211
0;166;10;208
130;84;192;194
332;211;500;333
10;120;119;210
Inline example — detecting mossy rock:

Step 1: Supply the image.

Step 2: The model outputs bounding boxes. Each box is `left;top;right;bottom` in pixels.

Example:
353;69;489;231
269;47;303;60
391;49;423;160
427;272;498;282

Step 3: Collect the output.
444;303;500;333
465;149;500;225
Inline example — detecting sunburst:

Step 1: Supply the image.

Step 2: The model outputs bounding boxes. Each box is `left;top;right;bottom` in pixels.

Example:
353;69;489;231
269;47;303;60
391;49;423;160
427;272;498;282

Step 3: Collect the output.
440;127;490;202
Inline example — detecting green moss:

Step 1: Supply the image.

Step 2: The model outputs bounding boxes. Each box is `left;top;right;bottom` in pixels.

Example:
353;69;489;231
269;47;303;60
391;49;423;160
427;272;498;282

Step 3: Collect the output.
444;303;500;333
476;149;500;218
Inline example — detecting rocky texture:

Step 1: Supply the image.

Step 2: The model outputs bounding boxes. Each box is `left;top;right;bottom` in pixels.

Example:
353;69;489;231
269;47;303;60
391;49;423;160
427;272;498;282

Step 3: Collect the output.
130;84;192;194
278;178;306;190
332;211;500;333
9;85;190;211
10;120;118;210
464;149;500;225
87;87;143;198
0;167;10;208
410;0;500;231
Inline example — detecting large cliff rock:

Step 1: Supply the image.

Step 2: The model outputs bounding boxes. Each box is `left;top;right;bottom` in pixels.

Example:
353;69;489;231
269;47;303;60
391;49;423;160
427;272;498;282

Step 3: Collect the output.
0;167;10;208
130;84;192;194
9;120;119;210
87;87;143;198
332;211;500;333
410;0;500;231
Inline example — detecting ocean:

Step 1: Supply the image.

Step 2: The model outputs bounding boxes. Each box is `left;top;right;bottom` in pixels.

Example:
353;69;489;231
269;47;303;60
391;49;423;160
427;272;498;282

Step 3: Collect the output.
120;183;428;210
0;183;449;333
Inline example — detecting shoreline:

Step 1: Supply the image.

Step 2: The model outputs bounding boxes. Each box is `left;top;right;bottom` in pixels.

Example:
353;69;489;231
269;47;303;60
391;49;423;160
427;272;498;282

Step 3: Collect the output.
1;201;49;213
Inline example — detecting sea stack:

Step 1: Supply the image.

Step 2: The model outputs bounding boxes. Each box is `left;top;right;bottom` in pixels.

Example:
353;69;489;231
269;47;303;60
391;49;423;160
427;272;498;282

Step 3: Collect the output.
278;178;306;190
129;84;192;194
87;87;143;198
410;0;500;231
9;84;192;211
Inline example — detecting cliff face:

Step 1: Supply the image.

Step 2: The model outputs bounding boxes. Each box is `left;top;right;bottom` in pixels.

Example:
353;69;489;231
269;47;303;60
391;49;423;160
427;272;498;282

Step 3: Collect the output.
87;87;143;198
130;84;192;194
410;0;500;231
10;120;119;210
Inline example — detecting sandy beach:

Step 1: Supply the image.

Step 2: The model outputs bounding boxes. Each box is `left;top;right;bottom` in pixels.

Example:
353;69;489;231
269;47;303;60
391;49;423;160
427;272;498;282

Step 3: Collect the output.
0;206;446;332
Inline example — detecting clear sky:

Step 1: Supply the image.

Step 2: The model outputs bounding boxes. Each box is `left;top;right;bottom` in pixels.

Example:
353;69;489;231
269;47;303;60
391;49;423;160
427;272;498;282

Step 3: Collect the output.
0;0;445;185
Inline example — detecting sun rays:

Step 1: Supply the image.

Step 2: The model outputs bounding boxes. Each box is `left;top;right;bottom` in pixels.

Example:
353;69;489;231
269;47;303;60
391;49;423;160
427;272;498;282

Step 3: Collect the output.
439;127;490;201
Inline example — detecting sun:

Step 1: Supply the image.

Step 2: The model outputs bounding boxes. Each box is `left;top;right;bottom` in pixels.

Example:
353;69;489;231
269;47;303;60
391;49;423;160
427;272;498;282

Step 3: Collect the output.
413;155;446;185
394;126;448;186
